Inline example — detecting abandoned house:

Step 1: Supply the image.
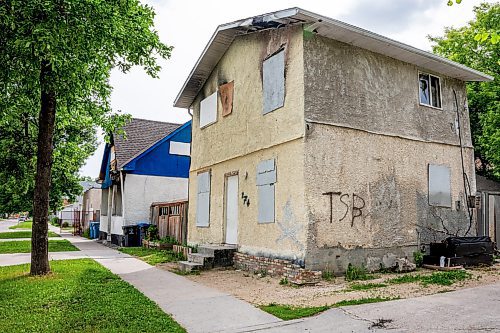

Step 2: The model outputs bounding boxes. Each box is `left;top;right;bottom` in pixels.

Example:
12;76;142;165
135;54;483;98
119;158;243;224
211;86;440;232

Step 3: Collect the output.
173;8;493;274
97;118;191;245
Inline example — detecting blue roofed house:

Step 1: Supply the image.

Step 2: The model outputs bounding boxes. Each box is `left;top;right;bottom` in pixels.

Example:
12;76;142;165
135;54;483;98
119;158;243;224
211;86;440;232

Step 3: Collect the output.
98;118;191;245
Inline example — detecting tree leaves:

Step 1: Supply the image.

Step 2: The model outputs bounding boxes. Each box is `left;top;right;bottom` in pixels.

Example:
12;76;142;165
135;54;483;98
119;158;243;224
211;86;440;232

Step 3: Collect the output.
430;3;500;179
0;0;172;213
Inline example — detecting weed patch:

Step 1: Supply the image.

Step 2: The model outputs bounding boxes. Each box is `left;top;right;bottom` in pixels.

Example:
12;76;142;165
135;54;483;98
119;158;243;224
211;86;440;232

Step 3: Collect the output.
347;282;387;291
345;263;378;281
260;304;330;320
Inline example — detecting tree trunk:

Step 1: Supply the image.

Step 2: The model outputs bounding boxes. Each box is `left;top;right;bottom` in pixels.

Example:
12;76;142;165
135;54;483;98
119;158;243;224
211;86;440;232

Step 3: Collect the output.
31;61;56;276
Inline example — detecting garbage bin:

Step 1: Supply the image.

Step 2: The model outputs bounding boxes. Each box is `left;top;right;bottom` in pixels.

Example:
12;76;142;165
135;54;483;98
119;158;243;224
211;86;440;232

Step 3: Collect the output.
122;225;139;247
136;222;151;246
89;222;99;239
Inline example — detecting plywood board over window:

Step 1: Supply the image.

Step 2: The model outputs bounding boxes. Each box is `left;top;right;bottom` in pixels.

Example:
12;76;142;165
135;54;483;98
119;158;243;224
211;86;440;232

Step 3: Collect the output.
263;50;285;114
196;171;211;227
257;159;276;223
200;91;217;128
428;164;452;207
219;81;234;117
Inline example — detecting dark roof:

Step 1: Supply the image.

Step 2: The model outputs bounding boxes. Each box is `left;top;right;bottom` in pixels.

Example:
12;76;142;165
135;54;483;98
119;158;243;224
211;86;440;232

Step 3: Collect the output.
113;118;182;169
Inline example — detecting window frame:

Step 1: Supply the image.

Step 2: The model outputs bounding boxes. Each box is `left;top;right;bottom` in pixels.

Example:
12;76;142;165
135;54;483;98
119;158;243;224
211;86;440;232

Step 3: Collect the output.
418;71;443;110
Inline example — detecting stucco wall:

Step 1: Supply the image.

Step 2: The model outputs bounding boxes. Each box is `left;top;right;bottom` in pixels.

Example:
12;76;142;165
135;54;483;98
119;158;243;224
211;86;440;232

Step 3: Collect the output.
301;35;476;272
303;123;476;272
187;139;308;261
190;25;305;171
303;35;472;148
123;174;188;227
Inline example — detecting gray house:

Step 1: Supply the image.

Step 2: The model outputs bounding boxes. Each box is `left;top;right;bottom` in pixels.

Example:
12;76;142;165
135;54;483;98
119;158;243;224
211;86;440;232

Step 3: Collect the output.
174;8;492;274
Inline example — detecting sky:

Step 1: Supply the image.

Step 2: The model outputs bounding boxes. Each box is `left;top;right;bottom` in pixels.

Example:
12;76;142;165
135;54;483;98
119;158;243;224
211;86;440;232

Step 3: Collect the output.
79;0;489;178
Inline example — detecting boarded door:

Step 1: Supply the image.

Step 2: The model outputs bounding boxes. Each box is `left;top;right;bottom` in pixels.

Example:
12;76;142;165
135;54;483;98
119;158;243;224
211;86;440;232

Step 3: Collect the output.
225;175;239;244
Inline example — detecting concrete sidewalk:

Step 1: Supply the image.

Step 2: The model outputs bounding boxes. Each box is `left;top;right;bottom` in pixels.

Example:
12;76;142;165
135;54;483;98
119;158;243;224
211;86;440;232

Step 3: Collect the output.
59;234;281;333
0;251;88;267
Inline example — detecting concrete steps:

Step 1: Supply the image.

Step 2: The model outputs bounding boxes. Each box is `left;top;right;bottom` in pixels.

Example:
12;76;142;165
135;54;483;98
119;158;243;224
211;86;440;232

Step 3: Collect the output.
177;244;238;273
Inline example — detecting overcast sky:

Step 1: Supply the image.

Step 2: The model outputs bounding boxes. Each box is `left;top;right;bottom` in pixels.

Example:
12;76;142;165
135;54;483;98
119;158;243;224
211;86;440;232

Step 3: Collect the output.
79;0;489;178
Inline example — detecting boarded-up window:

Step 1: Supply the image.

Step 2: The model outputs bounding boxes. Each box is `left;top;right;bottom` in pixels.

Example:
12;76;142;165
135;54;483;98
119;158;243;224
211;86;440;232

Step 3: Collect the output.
196;171;211;227
219;81;234;117
263;50;285;114
428;164;451;207
169;141;190;156
200;91;217;128
257;159;276;223
112;186;123;216
101;189;109;216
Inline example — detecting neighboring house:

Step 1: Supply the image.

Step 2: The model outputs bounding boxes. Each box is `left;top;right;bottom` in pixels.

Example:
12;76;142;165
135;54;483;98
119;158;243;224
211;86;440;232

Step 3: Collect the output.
98;118;191;245
174;8;492;273
476;174;500;244
81;182;102;232
58;181;100;228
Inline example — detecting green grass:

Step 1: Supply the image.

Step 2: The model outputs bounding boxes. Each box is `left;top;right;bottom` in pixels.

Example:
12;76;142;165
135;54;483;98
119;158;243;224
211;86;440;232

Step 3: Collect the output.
333;297;398;307
259;304;331;320
347;282;387;291
9;221;33;229
387;270;471;286
0;240;78;254
0;259;185;333
260;297;398;320
0;231;59;239
118;247;184;265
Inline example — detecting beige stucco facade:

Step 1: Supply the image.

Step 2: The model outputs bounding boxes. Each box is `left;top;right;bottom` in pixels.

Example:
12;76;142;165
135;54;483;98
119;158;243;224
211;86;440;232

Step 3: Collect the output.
187;25;477;271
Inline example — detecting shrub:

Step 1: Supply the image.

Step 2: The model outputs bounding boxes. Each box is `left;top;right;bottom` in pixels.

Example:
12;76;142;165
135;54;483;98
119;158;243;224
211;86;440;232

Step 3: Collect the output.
413;251;424;267
61;222;69;228
146;225;159;241
50;217;60;226
159;235;179;245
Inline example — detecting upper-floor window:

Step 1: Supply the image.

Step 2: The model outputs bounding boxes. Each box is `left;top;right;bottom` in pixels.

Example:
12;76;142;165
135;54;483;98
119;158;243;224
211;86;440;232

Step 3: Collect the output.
419;73;442;108
200;91;217;128
263;50;285;114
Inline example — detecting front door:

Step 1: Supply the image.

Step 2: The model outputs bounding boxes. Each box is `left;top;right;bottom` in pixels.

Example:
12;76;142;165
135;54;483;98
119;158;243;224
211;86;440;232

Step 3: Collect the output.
225;175;239;244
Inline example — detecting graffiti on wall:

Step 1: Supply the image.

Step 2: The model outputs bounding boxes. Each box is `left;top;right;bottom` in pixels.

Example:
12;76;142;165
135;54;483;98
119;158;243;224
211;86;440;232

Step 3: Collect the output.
276;199;304;251
322;191;366;227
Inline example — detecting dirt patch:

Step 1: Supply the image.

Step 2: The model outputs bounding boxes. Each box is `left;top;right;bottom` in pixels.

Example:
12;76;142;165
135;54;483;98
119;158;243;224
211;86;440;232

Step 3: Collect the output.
171;263;500;307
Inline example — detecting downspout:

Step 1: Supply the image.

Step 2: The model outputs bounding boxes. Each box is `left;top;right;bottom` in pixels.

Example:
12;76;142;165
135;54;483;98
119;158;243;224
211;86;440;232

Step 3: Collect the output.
120;170;126;229
107;185;115;242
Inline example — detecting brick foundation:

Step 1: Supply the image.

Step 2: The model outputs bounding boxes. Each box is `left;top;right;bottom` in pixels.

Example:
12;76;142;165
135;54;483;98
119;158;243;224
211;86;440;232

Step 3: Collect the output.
233;252;322;285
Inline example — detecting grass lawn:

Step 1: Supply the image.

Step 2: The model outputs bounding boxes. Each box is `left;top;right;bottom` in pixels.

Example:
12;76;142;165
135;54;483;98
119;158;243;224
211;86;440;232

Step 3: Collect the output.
0;231;60;239
119;247;184;265
0;240;78;254
9;221;33;229
0;259;185;333
260;297;398;320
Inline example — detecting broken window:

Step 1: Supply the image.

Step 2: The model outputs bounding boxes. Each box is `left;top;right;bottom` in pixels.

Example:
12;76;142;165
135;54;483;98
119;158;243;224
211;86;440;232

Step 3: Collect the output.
263;50;285;114
200;91;217;128
428;164;451;207
196;171;211;227
257;159;276;223
419;73;441;108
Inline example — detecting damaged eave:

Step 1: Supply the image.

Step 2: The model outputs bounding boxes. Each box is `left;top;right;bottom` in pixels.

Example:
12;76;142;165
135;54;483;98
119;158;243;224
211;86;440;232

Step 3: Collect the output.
173;7;493;110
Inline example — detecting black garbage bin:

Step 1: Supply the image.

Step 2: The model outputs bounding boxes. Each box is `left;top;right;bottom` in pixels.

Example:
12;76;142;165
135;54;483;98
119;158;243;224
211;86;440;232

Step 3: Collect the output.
122;225;139;247
136;222;151;246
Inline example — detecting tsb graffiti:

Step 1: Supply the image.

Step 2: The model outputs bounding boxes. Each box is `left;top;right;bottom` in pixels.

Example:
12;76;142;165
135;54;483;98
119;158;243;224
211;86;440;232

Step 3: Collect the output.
322;192;366;226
